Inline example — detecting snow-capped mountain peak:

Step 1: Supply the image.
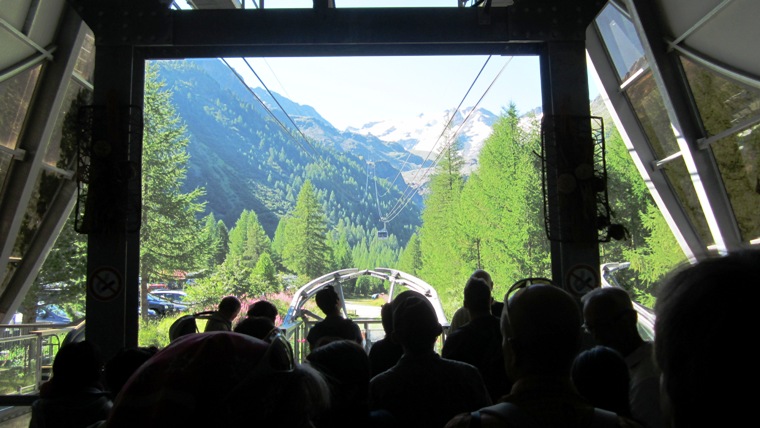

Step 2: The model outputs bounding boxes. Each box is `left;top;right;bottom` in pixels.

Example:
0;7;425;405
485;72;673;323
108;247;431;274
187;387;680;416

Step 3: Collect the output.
348;107;498;163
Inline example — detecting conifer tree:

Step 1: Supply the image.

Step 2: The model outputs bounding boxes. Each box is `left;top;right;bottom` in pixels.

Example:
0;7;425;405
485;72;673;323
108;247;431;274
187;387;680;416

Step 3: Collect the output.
251;252;279;294
140;63;205;319
418;126;467;313
397;233;423;276
227;209;271;269
282;180;332;279
199;213;228;271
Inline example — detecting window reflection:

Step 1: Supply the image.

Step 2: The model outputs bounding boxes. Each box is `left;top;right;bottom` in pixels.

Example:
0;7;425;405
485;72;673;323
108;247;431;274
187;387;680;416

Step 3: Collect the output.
0;65;42;150
660;158;713;247
74;31;96;84
11;170;64;259
625;71;680;159
44;81;91;168
595;3;647;81
680;56;760;137
710;125;760;243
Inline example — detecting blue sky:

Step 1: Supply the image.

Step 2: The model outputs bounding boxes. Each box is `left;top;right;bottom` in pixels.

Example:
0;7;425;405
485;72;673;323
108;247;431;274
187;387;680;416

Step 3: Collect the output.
180;1;599;129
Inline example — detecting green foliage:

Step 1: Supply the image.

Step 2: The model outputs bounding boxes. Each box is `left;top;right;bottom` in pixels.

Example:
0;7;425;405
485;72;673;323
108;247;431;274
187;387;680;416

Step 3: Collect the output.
199;213;228;271
623;202;688;291
281;180;333;277
227;209;272;269
251;252;280;294
140;63;206;319
138;316;177;348
24;210;87;321
156;60;422;243
397;233;423;276
184;275;230;311
418;126;468;314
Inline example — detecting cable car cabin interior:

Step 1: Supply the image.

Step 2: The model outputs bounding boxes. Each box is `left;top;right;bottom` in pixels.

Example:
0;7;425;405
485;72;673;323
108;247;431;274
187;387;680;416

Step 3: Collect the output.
1;1;758;424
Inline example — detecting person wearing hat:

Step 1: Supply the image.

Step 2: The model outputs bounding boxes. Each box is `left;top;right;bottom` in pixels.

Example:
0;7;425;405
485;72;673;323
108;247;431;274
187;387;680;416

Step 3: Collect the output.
369;291;490;428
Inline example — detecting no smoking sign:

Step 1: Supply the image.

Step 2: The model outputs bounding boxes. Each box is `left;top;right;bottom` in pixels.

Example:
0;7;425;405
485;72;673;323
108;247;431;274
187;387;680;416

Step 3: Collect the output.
89;267;123;302
565;264;600;296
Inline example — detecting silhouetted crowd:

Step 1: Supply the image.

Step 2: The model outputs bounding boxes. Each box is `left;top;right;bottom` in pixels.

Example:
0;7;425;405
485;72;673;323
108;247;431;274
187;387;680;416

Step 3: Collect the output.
29;249;760;428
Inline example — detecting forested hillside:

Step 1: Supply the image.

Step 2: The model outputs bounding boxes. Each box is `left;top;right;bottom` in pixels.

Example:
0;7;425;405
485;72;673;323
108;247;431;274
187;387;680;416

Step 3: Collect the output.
407;104;685;315
155;59;422;242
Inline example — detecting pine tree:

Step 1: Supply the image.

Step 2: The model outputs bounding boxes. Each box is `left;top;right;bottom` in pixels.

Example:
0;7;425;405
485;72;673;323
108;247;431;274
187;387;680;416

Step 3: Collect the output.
397;233;423;276
251;252;279;294
282;180;332;278
140;63;206;319
418;125;467;313
226;209;271;269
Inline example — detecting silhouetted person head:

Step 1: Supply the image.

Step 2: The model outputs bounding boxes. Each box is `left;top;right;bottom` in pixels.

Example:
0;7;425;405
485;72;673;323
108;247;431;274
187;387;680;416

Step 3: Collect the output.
108;332;329;428
248;300;278;323
104;346;159;399
218;296;241;321
501;284;581;381
464;277;491;316
51;341;104;392
582;287;642;356
307;340;370;421
234;316;276;340
315;286;341;317
656;250;760;428
392;290;442;354
471;269;494;289
571;346;631;417
380;302;394;335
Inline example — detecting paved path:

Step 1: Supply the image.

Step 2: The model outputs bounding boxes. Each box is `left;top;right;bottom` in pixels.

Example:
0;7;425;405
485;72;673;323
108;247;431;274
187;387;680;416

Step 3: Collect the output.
345;302;381;318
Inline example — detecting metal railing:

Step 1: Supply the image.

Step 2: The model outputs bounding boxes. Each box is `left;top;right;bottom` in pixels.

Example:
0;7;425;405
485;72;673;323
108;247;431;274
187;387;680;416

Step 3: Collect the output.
281;317;449;363
0;324;78;397
282;317;386;363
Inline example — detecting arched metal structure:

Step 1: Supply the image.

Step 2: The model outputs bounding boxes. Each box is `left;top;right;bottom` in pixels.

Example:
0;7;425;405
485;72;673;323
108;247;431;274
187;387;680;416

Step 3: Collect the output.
281;267;448;332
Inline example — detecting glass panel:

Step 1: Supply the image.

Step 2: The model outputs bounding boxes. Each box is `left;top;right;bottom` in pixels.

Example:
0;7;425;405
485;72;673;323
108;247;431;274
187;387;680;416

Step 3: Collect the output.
595;3;647;81
625;70;681;159
44;81;91;168
660;157;713;247
0;65;42;149
11;170;64;258
74;31;96;84
710;125;760;243
680;56;760;137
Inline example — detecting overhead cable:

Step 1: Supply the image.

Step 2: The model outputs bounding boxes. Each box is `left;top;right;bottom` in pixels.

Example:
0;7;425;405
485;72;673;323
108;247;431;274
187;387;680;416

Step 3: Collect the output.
381;57;514;223
381;55;492;197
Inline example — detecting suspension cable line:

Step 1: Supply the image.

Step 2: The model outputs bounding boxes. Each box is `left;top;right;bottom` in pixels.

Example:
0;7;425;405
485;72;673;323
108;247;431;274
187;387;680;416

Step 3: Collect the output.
380;55;493;198
240;57;320;157
380;57;514;223
372;163;383;220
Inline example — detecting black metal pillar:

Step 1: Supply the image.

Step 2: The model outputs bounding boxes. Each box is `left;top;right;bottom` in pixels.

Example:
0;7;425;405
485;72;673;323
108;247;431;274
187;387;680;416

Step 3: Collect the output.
540;41;600;294
85;45;140;358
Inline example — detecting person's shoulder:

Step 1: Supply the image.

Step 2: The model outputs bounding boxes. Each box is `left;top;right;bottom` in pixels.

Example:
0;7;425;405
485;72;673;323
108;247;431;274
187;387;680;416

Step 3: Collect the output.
441;356;481;376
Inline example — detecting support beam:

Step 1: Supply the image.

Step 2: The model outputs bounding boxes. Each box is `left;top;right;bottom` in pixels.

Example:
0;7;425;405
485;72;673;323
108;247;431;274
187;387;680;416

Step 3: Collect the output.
540;41;600;295
84;44;141;358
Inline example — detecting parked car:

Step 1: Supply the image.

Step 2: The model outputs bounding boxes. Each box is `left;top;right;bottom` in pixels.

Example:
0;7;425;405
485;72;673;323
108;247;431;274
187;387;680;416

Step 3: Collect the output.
146;294;175;316
36;304;72;324
150;290;187;304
